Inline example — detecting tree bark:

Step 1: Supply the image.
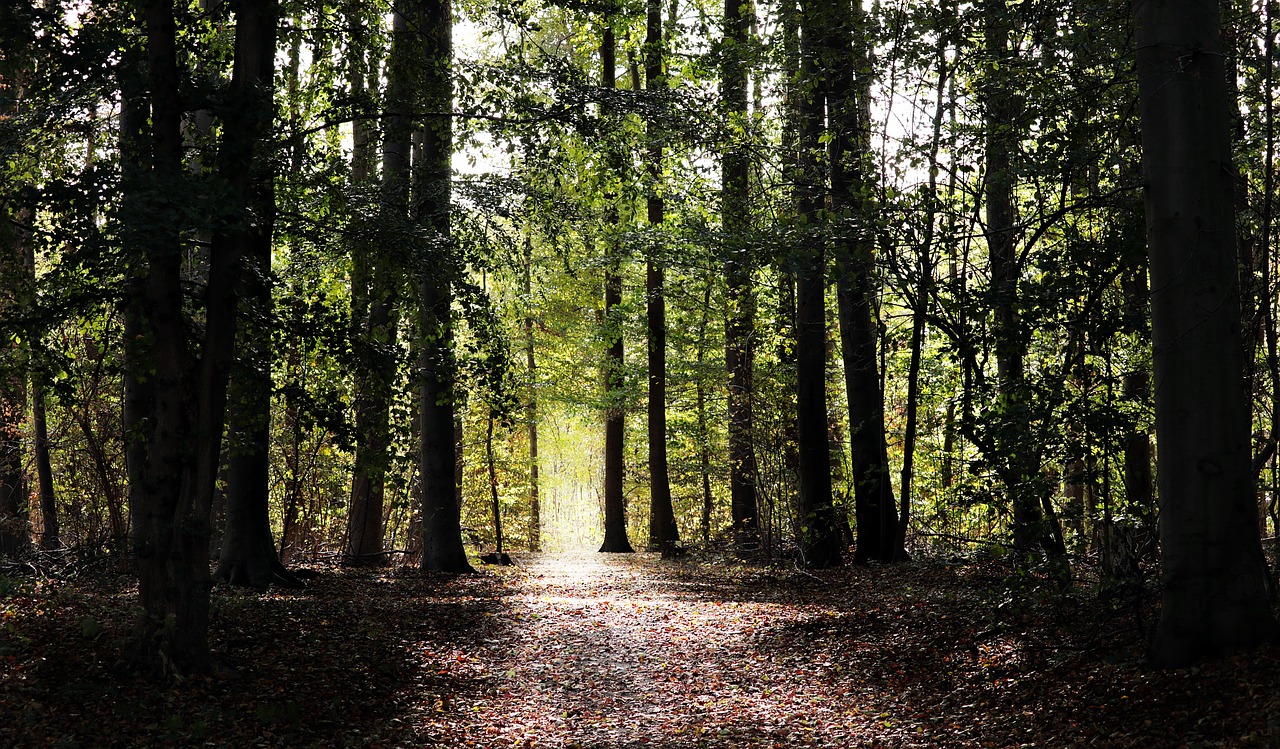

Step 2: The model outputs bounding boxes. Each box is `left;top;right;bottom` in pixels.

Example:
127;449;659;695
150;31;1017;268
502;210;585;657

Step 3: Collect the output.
827;0;898;563
214;0;295;589
524;240;541;551
646;0;678;554
417;0;473;573
793;0;841;568
127;0;276;675
347;2;407;565
723;0;759;548
598;23;634;555
1134;0;1280;666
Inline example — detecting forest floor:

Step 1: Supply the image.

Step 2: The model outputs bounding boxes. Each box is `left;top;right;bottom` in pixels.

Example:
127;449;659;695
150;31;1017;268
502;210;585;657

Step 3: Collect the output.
2;550;1280;748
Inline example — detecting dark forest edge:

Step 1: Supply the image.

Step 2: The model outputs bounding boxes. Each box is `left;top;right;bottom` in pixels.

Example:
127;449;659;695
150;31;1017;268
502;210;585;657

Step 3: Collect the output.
0;0;1278;679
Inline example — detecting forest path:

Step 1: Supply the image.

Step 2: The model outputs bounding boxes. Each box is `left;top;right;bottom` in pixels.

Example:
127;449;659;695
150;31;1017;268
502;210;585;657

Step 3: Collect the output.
422;552;876;748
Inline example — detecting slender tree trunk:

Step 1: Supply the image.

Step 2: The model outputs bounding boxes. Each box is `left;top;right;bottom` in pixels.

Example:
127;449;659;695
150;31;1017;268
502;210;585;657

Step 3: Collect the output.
645;0;678;553
31;381;56;549
794;0;841;568
524;240;541;551
981;0;1059;559
1134;0;1280;666
486;411;503;554
723;0;759;547
417;0;472;572
598;23;634;554
697;278;714;546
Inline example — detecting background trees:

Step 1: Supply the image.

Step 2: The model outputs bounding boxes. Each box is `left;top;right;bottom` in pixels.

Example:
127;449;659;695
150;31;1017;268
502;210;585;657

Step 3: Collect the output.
6;0;1280;671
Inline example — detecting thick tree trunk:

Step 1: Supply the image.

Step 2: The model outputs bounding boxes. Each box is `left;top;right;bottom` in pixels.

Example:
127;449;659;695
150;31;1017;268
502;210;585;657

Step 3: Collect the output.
722;0;759;548
417;0;473;573
0;199;31;558
1135;0;1279;666
347;2;407;565
598;24;634;555
793;0;841;568
645;0;678;553
214;0;295;589
828;2;898;563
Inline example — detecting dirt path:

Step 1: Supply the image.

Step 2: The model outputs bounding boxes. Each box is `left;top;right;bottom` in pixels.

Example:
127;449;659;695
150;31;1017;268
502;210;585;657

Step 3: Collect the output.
414;553;874;749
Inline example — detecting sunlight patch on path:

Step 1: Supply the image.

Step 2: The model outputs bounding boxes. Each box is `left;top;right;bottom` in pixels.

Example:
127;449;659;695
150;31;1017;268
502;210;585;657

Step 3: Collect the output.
419;553;884;749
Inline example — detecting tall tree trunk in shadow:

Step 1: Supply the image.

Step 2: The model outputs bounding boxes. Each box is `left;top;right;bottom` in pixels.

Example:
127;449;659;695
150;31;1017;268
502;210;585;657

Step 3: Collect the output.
215;0;297;589
723;0;759;549
1135;0;1279;666
981;0;1064;563
125;0;277;674
645;0;678;554
828;0;898;563
793;0;841;568
524;240;541;551
417;0;473;572
347;0;401;566
598;22;634;555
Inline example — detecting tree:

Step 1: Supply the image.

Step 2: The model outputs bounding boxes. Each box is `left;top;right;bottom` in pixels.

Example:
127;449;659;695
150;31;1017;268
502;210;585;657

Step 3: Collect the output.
792;0;842;568
598;21;634;555
347;0;402;566
417;0;473;572
1134;0;1279;666
645;0;678;554
122;0;277;674
723;0;760;549
827;0;899;563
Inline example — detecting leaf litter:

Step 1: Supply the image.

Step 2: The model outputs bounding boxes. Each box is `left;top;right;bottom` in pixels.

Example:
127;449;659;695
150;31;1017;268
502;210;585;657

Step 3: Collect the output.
2;552;1279;747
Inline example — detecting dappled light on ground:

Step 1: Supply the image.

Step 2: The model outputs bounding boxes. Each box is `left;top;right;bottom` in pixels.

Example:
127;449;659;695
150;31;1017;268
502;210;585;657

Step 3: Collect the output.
4;553;1280;746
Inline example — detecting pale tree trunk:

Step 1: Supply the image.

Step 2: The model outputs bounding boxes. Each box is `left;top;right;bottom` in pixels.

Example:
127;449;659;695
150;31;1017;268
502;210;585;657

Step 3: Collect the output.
1134;0;1279;666
723;0;759;548
417;0;472;572
598;23;634;554
645;0;678;553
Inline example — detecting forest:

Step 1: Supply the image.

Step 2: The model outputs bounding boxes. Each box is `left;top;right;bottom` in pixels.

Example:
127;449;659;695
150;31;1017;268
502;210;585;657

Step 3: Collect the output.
3;0;1280;744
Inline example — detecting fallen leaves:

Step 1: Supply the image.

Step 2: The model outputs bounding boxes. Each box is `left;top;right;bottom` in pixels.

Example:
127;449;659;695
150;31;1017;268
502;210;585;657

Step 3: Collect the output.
1;553;1279;747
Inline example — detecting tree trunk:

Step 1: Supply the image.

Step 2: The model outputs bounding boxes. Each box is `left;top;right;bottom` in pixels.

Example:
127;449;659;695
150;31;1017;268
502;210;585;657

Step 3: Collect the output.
417;0;473;573
485;411;504;553
793;0;841;568
0;200;30;558
828;0;898;563
347;1;406;565
697;278;714;546
645;0;678;554
982;0;1055;558
1135;0;1279;666
214;0;295;589
722;0;759;548
127;0;277;675
32;381;56;550
524;240;541;551
598;23;634;555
